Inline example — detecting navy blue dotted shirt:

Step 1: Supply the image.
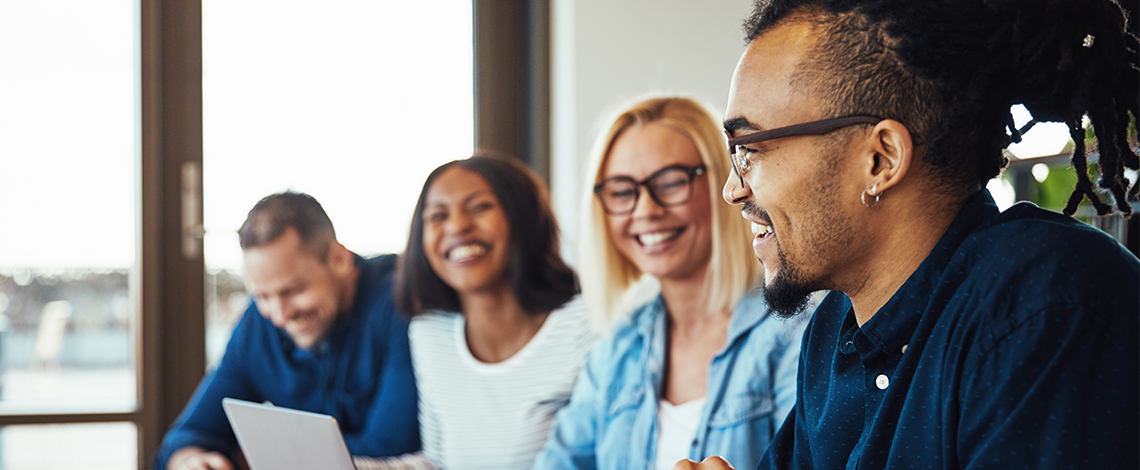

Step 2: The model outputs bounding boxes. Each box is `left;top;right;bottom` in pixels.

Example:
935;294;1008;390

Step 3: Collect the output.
760;190;1139;469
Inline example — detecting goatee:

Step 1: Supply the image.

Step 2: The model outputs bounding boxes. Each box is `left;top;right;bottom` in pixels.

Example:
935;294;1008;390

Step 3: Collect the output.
761;247;813;318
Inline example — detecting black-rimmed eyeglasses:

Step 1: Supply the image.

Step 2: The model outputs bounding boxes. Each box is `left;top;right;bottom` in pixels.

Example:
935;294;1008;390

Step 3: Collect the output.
724;115;882;186
593;164;707;215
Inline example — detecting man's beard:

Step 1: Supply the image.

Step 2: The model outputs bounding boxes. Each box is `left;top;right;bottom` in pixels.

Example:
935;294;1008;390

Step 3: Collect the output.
743;201;815;317
762;234;814;318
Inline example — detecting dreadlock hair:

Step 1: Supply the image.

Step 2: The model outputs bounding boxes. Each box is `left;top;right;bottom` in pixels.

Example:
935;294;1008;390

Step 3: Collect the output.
743;0;1139;216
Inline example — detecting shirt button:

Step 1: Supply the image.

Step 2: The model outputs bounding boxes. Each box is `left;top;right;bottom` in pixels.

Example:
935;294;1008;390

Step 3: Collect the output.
875;374;890;390
901;344;908;354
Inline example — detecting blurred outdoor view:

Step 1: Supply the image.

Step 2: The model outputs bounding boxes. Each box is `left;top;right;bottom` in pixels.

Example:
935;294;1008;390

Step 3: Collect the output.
0;0;471;468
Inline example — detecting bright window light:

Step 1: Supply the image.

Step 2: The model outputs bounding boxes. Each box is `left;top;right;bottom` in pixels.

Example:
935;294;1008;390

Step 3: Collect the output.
1006;104;1074;160
203;1;474;272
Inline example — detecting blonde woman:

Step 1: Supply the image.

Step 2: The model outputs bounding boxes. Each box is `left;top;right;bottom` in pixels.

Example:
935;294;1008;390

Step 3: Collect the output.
534;97;809;470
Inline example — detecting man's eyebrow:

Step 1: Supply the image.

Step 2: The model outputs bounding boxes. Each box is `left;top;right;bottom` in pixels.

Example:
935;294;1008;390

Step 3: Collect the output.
723;117;760;135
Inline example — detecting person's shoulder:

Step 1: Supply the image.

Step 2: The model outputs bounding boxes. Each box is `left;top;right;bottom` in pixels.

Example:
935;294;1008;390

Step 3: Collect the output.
973;203;1133;258
604;295;662;342
734;289;812;350
543;296;600;352
409;311;462;336
232;299;279;339
352;254;403;320
944;204;1138;331
358;253;399;281
408;311;462;357
547;296;595;331
573;298;660;402
581;296;662;370
959;204;1138;295
217;300;293;367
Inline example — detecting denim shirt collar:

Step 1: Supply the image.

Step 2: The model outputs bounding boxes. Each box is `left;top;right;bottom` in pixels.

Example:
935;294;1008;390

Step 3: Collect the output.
725;290;772;348
850;190;999;354
634;295;668;395
633;289;771;369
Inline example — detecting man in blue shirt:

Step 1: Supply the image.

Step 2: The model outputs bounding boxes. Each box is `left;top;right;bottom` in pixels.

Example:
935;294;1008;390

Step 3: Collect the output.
681;0;1138;468
155;192;419;470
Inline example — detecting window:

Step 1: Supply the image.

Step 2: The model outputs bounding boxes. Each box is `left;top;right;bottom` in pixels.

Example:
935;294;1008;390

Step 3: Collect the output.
201;0;474;366
0;0;139;467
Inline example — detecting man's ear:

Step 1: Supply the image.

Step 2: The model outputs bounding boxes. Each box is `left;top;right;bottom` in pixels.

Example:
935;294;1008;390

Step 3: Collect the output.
326;241;355;274
859;119;915;196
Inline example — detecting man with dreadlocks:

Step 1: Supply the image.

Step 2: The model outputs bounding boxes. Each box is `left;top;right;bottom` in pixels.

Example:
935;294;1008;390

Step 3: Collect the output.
677;0;1139;469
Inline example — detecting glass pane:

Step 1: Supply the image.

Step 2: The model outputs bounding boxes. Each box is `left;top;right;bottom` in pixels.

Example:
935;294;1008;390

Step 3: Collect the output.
0;1;137;412
202;1;474;366
0;422;137;470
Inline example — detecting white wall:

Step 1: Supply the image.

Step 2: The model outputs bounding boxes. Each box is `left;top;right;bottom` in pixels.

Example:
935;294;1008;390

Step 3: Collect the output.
550;0;755;262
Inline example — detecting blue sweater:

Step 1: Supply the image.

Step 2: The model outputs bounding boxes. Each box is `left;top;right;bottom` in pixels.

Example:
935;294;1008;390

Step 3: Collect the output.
154;254;419;469
761;190;1139;469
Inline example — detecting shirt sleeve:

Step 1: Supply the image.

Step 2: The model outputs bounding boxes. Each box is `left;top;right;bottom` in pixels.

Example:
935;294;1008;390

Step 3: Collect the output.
956;303;1139;469
153;306;261;470
531;339;608;470
341;306;421;457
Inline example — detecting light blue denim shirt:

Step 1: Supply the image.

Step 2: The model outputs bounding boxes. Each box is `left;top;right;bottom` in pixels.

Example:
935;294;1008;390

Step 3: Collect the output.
533;289;809;470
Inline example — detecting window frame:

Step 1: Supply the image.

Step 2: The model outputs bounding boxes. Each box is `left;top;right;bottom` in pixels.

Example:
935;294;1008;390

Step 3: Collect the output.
0;1;549;467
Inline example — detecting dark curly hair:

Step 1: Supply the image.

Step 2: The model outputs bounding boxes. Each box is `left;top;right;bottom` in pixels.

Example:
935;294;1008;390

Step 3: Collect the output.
744;0;1139;216
396;152;579;316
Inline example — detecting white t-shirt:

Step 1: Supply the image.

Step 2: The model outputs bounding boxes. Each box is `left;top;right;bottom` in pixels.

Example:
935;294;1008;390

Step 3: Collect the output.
411;297;597;470
655;397;708;470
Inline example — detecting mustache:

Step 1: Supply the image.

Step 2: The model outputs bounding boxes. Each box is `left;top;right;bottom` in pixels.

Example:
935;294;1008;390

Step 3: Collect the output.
742;201;772;225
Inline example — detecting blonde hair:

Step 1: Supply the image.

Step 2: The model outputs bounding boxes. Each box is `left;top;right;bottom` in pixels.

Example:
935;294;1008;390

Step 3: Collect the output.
578;96;762;329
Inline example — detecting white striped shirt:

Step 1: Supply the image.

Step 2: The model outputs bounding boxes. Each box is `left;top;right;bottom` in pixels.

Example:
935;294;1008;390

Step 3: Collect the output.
412;297;596;470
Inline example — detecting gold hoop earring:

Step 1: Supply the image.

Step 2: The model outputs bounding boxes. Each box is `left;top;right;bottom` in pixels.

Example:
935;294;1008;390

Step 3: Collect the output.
862;184;880;208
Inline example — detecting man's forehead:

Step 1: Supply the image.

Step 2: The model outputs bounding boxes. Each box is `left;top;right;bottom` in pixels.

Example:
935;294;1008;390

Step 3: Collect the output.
243;234;326;281
726;19;824;131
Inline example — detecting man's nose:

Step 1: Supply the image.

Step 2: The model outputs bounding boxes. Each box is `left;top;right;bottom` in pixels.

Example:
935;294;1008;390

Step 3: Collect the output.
723;173;750;205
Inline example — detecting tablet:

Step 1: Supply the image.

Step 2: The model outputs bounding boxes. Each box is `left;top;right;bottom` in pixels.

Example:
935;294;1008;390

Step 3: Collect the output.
221;398;357;470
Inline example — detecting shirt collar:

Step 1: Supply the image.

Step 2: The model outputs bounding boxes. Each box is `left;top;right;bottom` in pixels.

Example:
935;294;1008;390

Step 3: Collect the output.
323;253;367;342
632;294;667;340
856;190;999;354
633;290;769;353
726;290;770;346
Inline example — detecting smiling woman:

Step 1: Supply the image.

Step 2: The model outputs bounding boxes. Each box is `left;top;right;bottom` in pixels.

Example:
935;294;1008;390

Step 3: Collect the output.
420;167;514;300
352;154;596;470
533;96;809;470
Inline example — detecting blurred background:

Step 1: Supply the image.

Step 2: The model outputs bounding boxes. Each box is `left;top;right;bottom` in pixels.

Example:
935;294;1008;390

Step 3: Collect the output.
0;0;1134;468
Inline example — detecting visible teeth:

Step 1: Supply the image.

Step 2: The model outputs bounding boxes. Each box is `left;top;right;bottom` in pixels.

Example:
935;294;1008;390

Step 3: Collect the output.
638;229;682;247
752;222;772;236
447;244;486;261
